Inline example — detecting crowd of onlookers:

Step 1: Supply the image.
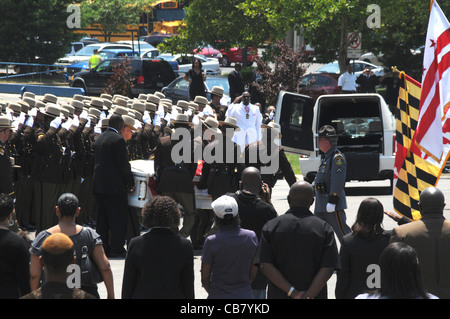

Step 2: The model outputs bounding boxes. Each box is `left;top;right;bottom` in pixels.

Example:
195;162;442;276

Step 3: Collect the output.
0;178;449;299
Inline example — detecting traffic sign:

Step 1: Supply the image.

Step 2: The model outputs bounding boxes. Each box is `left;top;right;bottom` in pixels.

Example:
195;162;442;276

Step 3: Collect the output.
347;32;362;59
347;32;362;49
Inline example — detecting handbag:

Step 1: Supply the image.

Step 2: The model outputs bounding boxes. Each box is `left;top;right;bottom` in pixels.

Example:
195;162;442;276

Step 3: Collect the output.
80;245;103;285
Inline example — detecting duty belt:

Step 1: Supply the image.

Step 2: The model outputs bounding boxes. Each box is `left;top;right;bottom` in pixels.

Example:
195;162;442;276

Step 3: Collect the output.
315;181;328;194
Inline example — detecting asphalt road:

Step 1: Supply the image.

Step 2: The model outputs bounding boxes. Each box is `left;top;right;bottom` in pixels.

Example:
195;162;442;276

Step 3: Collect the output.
94;173;450;299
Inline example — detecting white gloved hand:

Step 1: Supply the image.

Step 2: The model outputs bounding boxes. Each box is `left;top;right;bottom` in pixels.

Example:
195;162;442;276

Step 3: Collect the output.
29;108;38;117
134;120;142;129
79;110;88;120
142;111;151;124
94;124;101;134
50;116;62;129
61;119;73;130
25;116;34;128
326;203;336;213
17;112;26;124
72;115;80;128
153;114;161;127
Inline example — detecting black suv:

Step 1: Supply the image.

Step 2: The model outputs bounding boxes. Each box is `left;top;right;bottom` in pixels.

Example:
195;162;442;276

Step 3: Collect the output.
69;57;176;97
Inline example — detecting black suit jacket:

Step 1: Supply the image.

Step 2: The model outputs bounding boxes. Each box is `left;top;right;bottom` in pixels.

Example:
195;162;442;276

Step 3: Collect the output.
93;128;134;195
228;69;244;102
121;228;194;299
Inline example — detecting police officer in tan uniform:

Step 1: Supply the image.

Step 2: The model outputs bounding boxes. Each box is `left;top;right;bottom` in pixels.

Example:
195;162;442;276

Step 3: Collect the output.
313;125;351;244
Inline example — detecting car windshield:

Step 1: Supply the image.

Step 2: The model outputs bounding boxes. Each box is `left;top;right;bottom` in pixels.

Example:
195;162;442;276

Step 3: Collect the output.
157;55;175;61
300;75;331;87
75;45;102;56
317;63;339;73
205;77;229;95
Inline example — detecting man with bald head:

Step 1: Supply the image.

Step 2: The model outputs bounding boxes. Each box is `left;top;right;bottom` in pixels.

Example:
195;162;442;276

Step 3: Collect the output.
228;166;277;299
256;181;340;299
390;186;450;298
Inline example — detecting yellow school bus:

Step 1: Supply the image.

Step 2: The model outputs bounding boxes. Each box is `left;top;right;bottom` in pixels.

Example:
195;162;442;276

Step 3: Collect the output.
75;0;185;42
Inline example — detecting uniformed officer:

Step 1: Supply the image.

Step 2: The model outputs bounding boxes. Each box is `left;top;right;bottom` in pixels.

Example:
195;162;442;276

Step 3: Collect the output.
0;116;14;195
313;125;351;243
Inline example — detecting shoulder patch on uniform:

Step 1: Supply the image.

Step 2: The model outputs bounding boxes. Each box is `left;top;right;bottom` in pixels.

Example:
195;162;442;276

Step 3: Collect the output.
37;134;45;140
335;154;344;166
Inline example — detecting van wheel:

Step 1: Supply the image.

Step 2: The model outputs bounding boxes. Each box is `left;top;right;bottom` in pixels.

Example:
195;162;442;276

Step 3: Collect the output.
72;81;86;93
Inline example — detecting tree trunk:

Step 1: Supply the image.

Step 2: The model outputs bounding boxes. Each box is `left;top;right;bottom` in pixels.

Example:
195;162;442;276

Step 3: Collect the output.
242;46;248;68
338;13;348;74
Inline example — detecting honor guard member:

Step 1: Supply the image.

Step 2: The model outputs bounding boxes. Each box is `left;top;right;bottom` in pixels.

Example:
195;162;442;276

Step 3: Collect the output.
0;116;14;195
313;125;351;244
31;104;64;233
154;114;197;239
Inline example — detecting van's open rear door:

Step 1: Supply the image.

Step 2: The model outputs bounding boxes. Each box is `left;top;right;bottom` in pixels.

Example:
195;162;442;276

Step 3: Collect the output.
275;91;315;156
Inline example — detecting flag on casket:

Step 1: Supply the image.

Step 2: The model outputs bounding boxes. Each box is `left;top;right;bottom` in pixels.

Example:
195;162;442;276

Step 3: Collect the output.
393;0;450;220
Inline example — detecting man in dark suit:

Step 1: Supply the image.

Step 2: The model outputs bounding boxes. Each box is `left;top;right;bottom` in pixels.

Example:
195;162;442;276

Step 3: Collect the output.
228;63;245;103
390;187;450;299
154;114;197;238
93;114;135;257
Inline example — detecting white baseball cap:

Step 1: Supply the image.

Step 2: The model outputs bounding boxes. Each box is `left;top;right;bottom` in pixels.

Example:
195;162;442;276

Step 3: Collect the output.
211;195;238;219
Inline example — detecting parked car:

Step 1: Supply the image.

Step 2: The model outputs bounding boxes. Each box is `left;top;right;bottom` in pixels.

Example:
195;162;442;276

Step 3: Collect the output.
66;42;85;57
64;49;140;77
141;33;173;47
140;49;160;59
114;40;155;54
156;54;221;75
317;60;385;77
193;45;223;64
69;57;176;97
359;52;384;66
275;91;395;184
161;75;231;105
220;47;258;67
298;73;340;101
57;43;134;65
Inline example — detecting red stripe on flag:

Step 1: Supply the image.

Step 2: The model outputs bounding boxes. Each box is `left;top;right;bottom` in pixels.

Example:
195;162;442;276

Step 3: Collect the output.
414;89;441;146
436;28;450;55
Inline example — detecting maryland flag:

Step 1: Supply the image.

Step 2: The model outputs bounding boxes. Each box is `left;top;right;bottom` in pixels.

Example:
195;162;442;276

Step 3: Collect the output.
393;0;450;220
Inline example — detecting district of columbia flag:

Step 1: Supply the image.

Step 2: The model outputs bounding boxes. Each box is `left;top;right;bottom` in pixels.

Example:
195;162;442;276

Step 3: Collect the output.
393;0;450;221
413;0;450;162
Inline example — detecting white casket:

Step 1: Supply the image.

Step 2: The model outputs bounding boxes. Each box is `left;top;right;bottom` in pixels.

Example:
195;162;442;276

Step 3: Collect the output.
128;160;213;210
128;160;155;208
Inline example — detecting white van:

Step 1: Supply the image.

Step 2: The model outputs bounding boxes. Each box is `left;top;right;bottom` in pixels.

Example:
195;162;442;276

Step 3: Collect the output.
275;91;396;185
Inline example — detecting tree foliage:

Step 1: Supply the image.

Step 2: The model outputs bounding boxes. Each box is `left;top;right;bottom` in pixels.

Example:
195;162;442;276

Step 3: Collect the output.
0;0;79;64
163;0;280;66
103;58;135;97
255;40;307;105
80;0;151;42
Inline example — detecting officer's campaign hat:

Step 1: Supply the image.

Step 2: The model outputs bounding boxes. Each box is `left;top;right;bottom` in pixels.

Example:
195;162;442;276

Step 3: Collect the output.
318;125;340;138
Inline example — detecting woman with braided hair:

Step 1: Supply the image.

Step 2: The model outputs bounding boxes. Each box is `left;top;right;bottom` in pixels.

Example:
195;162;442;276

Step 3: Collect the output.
121;196;195;299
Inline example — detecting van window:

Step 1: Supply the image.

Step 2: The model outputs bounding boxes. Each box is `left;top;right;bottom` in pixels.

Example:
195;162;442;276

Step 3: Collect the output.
318;97;383;152
288;99;307;126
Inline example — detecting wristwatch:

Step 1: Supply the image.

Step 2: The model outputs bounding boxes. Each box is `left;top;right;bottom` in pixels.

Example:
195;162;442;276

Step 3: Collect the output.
287;286;295;297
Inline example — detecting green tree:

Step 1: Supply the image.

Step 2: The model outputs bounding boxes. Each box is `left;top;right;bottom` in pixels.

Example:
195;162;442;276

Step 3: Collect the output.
80;0;150;42
163;0;280;67
0;0;79;64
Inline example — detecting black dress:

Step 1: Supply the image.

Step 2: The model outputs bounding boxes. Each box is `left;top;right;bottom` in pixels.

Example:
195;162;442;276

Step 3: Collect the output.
187;68;206;100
